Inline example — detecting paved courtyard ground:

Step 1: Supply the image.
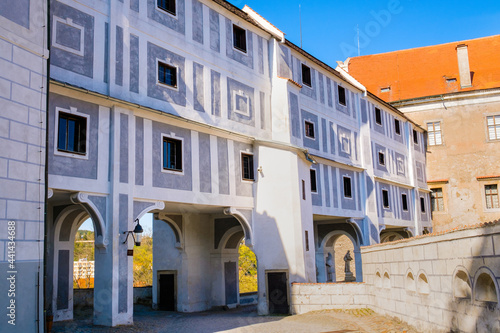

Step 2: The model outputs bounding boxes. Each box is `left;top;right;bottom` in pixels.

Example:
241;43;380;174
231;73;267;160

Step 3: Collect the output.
51;305;420;333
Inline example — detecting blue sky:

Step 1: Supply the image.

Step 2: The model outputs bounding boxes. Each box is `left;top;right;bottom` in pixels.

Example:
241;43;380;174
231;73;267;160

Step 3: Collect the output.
229;0;500;66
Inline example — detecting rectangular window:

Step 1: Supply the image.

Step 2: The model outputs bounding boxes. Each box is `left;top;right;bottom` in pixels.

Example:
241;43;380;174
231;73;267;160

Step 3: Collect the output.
427;121;443;145
163;137;182;171
382;189;389;208
420;197;426;213
338;85;346;106
378;151;385;166
301;64;312;87
487;115;500;140
402;193;408;211
302;180;306;200
304;121;315;139
158;62;177;88
232;25;247;53
413;129;419;144
394;119;401;135
375;108;382;125
57;112;87;154
310;169;317;192
305;231;309;251
485;184;499;209
431;188;444;211
157;0;176;15
241;153;254;181
343;176;352;198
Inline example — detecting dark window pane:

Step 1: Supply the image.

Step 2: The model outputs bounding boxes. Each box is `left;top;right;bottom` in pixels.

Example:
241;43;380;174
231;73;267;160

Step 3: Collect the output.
343;177;352;198
395;119;401;135
338;86;346;106
310;169;317;192
382;190;389;208
233;25;247;53
157;0;176;15
402;194;408;211
301;64;311;87
375;108;382;125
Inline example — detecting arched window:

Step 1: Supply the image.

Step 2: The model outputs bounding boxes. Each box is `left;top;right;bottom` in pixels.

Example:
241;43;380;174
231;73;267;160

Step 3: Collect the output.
383;272;391;289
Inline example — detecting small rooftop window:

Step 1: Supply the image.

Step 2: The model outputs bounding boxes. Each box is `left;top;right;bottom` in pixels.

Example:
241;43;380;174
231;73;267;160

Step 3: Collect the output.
381;87;391;93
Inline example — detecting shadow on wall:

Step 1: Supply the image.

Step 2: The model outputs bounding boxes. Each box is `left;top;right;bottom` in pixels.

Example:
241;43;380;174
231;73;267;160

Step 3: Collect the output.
445;225;500;332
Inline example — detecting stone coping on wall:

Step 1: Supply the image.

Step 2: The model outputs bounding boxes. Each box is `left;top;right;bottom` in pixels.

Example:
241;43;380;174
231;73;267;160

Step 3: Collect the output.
364;220;500;251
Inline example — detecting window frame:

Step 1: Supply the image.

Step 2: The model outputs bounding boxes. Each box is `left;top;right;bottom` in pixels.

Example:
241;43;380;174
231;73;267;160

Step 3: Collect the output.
241;152;255;182
310;169;317;193
401;193;408;211
378;151;386;166
338;85;346;106
301;63;312;87
394;119;401;136
427;121;443;146
54;107;89;160
162;134;184;174
485;184;499;209
431;188;445;212
420;196;426;213
156;0;176;16
413;129;419;145
52;16;85;56
304;120;315;139
343;176;352;199
382;189;390;208
232;24;247;54
157;60;178;89
375;107;383;125
486;115;500;141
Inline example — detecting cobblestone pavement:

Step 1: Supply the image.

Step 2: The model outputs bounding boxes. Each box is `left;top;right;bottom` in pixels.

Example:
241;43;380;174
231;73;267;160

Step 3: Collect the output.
52;305;421;333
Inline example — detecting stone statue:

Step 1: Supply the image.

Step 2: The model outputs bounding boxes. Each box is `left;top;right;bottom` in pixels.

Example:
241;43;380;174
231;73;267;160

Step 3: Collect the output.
325;252;334;282
343;250;355;282
343;250;353;273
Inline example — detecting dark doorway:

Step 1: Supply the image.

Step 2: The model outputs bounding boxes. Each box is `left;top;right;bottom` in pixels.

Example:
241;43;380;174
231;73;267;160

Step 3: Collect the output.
267;271;289;314
158;273;175;311
225;261;238;305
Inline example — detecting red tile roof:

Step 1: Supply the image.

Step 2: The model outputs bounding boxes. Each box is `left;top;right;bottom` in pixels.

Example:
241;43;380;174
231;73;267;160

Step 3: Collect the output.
347;35;500;102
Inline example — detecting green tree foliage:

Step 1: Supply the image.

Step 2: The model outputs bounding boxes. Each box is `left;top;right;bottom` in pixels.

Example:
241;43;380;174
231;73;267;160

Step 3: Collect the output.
133;235;153;287
239;242;257;293
74;230;94;261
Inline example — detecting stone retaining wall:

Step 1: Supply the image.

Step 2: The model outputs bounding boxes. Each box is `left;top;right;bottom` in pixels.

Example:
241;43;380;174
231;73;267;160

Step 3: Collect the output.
292;223;500;333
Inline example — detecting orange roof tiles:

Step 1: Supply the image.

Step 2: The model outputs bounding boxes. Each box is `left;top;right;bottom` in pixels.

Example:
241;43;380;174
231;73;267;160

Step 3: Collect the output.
347;35;500;103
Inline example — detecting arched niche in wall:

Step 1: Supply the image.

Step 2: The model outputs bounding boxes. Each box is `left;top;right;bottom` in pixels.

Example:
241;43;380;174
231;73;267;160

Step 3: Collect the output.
406;270;416;292
417;272;430;295
453;267;472;299
375;271;382;288
474;268;499;304
383;271;391;289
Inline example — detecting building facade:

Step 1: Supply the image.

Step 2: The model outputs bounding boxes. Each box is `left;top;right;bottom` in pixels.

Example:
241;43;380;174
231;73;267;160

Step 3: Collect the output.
1;0;431;329
343;35;500;232
0;0;48;332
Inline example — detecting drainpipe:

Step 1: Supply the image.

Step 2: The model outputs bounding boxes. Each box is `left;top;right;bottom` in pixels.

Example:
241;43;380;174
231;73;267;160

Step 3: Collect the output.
43;0;52;330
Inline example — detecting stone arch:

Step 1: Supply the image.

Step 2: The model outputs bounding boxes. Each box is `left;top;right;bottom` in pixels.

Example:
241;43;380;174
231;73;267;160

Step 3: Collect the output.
406;269;416;292
155;213;183;249
452;266;472;299
318;230;361;283
51;202;104;322
219;226;245;251
417;271;430;294
134;201;165;221
473;267;499;304
380;231;405;243
223;207;253;248
70;192;108;248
